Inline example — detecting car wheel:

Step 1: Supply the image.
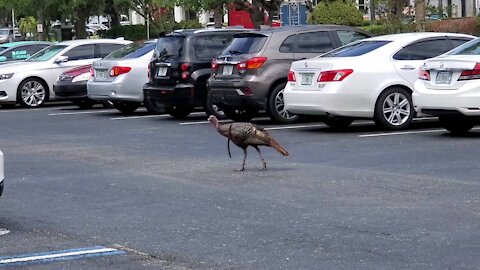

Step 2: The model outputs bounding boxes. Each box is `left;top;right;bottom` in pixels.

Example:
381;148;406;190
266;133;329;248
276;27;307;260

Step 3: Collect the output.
374;87;414;130
73;98;96;109
17;78;48;108
144;98;165;114
439;116;475;134
267;83;299;124
205;91;226;119
112;101;140;114
323;115;353;130
165;106;193;119
223;108;258;122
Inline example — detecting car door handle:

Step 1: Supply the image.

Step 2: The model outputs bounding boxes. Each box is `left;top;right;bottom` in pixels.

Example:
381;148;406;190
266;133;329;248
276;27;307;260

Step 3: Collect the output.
400;65;415;70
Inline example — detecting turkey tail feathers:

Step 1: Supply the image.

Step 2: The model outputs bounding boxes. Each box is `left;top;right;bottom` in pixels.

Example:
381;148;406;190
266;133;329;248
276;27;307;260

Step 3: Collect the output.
270;140;289;156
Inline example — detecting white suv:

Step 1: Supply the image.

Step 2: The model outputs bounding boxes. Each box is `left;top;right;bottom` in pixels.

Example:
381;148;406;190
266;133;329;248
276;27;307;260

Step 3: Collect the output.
413;38;480;134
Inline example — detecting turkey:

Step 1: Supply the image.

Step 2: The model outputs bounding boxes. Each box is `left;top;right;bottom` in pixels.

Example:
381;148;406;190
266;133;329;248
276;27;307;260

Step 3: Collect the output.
207;115;289;171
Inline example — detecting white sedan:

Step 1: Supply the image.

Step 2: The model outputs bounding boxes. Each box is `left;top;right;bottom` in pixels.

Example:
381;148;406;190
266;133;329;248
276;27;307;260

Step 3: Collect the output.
413;37;480;134
284;32;475;130
0;39;131;108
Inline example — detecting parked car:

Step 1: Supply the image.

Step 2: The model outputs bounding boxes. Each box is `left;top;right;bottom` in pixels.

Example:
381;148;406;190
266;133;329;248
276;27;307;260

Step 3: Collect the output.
88;40;159;113
207;25;372;123
0;38;131;108
283;32;475;130
0;41;52;64
143;28;248;119
0;149;3;198
413;37;480;134
0;28;21;44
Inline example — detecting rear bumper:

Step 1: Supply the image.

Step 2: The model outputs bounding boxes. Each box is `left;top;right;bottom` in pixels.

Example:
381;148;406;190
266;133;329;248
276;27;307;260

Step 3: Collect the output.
413;80;480;117
88;81;143;102
143;83;196;107
0;150;4;197
53;82;87;99
209;89;265;109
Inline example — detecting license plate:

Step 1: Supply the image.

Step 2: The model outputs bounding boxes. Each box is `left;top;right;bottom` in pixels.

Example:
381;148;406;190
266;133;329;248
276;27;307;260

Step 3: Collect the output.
157;67;168;76
222;65;233;75
96;71;106;80
436;71;452;84
301;73;314;85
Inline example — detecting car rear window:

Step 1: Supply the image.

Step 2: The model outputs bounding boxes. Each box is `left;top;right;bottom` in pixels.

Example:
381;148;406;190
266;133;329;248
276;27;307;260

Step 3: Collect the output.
222;35;267;55
105;41;155;59
155;36;185;59
321;40;391;57
446;38;480;55
195;35;235;59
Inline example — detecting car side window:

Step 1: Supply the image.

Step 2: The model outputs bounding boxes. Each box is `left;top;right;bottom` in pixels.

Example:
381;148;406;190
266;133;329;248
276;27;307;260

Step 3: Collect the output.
337;30;371;45
97;44;125;58
296;31;334;53
10;45;43;60
450;38;471;49
196;34;234;59
279;34;296;53
393;39;450;60
63;44;95;61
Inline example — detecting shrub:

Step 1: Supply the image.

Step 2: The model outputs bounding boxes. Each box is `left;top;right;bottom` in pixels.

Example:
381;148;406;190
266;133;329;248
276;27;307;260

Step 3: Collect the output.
426;17;480;36
309;1;364;26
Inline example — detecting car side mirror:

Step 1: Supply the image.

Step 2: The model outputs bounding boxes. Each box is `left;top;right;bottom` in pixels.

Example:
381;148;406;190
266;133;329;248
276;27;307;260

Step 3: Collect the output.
54;56;68;64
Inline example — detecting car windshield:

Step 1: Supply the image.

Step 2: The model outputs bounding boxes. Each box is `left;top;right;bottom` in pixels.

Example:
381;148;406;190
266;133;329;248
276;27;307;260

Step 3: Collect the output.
26;45;67;62
321;40;391;57
105;41;156;59
446;38;480;55
155;36;184;60
0;29;9;35
222;35;267;55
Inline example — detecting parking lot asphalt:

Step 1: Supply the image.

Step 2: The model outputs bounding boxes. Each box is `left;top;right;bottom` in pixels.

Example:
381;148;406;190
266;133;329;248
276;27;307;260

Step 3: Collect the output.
1;104;480;269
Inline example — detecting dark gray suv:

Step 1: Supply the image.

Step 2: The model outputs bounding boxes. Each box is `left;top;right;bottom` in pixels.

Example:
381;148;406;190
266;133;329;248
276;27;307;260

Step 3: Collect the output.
207;25;372;123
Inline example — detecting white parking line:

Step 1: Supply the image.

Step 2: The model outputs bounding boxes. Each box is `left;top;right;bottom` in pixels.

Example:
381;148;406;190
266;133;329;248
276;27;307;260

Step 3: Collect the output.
110;115;171;120
359;127;480;138
48;110;115;116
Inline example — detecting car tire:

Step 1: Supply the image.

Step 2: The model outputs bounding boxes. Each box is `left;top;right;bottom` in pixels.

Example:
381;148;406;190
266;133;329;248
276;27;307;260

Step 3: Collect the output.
73;98;96;109
112;101;140;114
374;87;414;130
223;108;258;122
439;116;475;134
323;115;353;130
267;83;299;124
144;98;165;114
205;91;226;119
17;78;49;108
165;106;193;119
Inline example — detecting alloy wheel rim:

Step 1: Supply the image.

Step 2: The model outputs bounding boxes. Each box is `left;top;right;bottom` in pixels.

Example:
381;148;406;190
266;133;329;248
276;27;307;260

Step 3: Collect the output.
274;89;296;120
21;81;45;107
382;92;410;126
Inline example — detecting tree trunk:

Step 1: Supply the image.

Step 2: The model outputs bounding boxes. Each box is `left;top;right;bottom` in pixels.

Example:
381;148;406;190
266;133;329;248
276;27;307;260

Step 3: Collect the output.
447;0;452;16
415;0;426;31
213;4;223;28
105;0;120;27
74;5;88;39
250;0;265;29
37;9;44;41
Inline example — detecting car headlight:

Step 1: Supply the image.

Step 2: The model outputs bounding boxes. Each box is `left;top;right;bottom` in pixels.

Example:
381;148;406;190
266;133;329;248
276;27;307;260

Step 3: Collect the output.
72;72;91;83
0;73;13;80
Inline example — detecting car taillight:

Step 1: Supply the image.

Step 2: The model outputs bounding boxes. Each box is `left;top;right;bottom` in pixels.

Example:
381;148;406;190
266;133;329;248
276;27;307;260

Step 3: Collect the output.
459;63;480;80
211;59;219;72
237;57;268;72
317;69;353;82
418;67;430;81
181;63;190;79
110;66;131;77
288;70;296;82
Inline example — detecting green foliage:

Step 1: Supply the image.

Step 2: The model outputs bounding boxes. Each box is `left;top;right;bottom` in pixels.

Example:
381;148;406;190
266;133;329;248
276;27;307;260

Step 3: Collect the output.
309;1;364;26
100;19;202;41
18;16;36;37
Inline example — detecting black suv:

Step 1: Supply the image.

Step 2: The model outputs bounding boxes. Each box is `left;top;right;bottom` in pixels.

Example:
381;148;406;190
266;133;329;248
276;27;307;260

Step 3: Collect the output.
207;25;372;123
143;28;246;118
